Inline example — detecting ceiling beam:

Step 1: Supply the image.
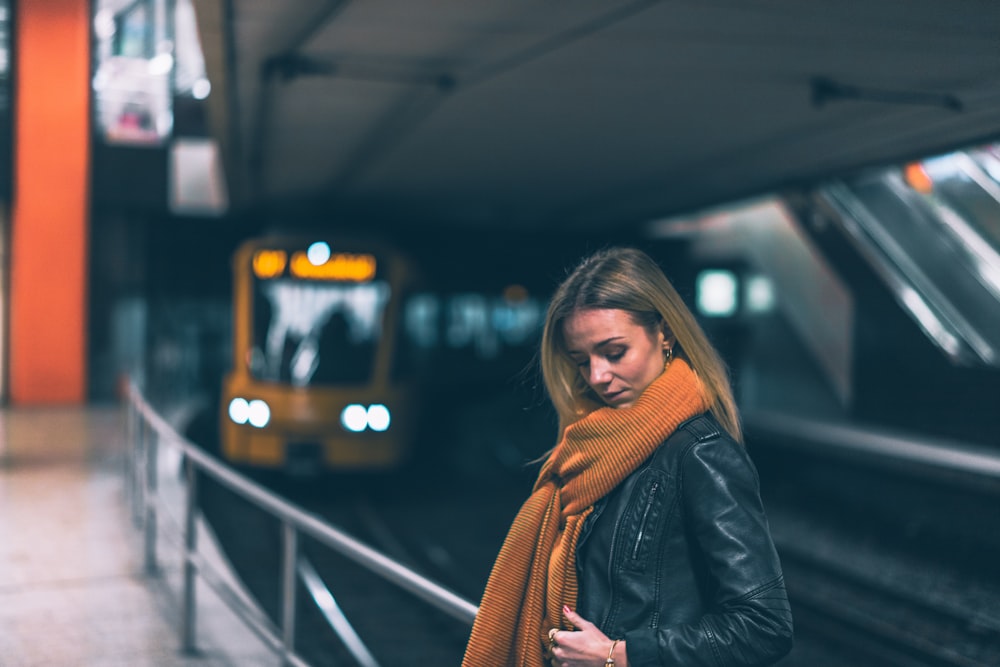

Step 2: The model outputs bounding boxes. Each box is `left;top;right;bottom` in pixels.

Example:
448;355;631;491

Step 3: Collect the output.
192;0;245;208
249;0;353;195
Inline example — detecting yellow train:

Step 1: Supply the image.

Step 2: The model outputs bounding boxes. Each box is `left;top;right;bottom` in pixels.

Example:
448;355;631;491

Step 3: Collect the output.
219;236;417;473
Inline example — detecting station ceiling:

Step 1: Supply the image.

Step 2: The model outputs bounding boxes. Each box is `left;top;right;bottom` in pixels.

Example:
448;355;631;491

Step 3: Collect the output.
194;0;1000;232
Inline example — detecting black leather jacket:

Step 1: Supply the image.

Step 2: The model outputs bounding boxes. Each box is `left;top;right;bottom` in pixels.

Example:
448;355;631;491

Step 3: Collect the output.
575;413;793;666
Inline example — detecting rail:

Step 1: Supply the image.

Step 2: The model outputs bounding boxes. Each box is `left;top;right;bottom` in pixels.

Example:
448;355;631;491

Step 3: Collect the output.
123;381;478;666
745;410;1000;490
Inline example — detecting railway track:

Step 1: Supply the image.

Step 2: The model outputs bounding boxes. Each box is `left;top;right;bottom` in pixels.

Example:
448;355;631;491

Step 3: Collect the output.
753;432;1000;667
781;547;1000;667
193;429;1000;667
241;463;526;664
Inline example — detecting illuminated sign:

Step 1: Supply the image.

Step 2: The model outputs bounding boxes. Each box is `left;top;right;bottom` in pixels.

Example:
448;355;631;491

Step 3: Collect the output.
290;251;377;281
253;250;288;278
253;248;378;282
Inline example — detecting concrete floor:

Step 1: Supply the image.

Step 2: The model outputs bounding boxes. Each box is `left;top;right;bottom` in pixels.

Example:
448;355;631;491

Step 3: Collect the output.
0;405;276;666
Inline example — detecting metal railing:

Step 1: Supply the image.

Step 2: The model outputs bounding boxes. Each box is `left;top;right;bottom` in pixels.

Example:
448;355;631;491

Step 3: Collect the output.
124;381;478;666
817;177;1000;368
745;410;1000;492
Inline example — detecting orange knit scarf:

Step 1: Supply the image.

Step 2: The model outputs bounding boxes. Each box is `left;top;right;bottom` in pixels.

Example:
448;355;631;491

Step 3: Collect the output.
461;359;710;667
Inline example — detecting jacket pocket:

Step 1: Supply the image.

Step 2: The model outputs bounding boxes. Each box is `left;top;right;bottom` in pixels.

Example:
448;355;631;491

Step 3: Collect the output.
621;473;668;572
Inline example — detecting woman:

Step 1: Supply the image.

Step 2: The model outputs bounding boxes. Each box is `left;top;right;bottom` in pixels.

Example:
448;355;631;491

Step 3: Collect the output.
462;247;793;666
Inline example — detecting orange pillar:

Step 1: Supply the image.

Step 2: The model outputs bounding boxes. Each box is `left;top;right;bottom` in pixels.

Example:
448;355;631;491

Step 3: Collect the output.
10;0;91;403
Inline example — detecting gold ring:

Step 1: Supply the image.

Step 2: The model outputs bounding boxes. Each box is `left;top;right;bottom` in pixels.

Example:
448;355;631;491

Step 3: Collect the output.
548;628;558;644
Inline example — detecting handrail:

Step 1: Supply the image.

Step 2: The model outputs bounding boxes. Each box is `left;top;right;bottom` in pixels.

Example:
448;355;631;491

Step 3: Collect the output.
817;183;980;365
818;178;1000;367
124;380;479;666
745;410;1000;488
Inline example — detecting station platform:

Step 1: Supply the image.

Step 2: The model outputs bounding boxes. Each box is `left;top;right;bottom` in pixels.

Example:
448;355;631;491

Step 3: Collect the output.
0;404;274;666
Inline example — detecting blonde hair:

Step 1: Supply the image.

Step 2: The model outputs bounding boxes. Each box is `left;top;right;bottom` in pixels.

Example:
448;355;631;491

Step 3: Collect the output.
540;247;742;442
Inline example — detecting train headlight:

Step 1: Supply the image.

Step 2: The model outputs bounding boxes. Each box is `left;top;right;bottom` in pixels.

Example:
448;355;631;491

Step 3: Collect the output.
229;397;250;424
229;397;270;427
248;399;271;428
341;404;368;432
367;404;391;432
340;403;392;432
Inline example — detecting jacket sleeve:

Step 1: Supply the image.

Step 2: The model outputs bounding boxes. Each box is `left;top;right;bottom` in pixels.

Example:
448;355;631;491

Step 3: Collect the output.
625;436;794;666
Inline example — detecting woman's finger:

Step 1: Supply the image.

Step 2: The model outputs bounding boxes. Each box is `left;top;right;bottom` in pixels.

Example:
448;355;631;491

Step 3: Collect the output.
562;605;595;630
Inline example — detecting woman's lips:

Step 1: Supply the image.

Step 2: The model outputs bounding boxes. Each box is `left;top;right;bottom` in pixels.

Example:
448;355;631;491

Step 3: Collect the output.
603;389;626;403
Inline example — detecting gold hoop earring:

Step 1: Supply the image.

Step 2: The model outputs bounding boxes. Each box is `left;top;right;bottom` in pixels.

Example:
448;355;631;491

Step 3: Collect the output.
664;344;674;367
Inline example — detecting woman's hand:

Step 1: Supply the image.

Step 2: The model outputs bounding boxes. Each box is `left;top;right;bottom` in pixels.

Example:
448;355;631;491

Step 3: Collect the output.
549;606;626;667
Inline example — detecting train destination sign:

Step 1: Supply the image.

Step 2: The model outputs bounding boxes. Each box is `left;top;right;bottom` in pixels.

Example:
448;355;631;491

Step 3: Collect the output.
252;249;377;282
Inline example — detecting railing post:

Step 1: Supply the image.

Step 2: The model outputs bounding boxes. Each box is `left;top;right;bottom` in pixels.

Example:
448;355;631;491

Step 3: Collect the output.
124;397;134;508
181;455;199;654
280;522;299;666
132;415;145;527
143;429;159;576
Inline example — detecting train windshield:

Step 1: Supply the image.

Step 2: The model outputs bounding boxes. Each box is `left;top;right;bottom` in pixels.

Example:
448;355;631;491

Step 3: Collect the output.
248;274;391;386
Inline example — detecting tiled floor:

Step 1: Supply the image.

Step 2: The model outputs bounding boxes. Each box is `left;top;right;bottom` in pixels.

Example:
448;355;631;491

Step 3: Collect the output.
0;405;275;666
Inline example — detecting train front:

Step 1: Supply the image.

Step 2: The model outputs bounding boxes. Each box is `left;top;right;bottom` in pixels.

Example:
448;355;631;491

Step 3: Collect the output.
220;238;414;474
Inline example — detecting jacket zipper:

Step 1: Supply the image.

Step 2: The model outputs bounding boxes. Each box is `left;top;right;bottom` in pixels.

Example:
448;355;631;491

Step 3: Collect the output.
631;482;659;560
601;497;627;630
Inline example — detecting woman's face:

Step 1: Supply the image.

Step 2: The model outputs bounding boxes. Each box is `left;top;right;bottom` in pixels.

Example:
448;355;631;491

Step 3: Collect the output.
562;308;669;409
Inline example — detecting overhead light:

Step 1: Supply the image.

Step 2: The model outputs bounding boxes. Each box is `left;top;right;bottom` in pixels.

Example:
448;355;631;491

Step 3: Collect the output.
191;78;212;100
696;269;738;317
903;162;933;194
94;9;116;40
148;53;174;76
307;242;332;266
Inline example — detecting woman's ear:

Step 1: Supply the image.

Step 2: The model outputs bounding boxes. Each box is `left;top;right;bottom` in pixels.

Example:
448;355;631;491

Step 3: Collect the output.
661;326;676;348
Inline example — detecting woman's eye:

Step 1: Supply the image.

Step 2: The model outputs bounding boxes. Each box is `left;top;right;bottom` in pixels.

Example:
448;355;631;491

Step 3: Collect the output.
607;350;625;362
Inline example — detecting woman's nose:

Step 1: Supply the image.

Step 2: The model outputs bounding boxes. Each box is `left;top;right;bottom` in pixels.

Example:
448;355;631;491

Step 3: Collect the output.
589;359;612;385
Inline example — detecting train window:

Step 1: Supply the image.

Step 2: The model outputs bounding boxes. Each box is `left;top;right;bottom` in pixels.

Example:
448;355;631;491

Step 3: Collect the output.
396;290;545;388
249;279;390;386
447;295;497;358
405;292;544;361
493;295;544;345
404;293;440;348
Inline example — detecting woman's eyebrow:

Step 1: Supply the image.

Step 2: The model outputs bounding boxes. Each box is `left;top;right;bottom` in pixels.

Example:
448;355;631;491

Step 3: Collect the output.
595;336;626;347
567;336;626;354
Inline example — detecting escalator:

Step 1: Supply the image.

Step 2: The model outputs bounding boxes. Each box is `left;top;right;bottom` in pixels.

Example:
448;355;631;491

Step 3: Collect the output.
816;149;1000;369
648;143;1000;440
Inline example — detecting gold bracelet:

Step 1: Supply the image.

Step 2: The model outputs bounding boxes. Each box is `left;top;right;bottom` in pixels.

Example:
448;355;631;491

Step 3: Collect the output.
605;638;620;666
